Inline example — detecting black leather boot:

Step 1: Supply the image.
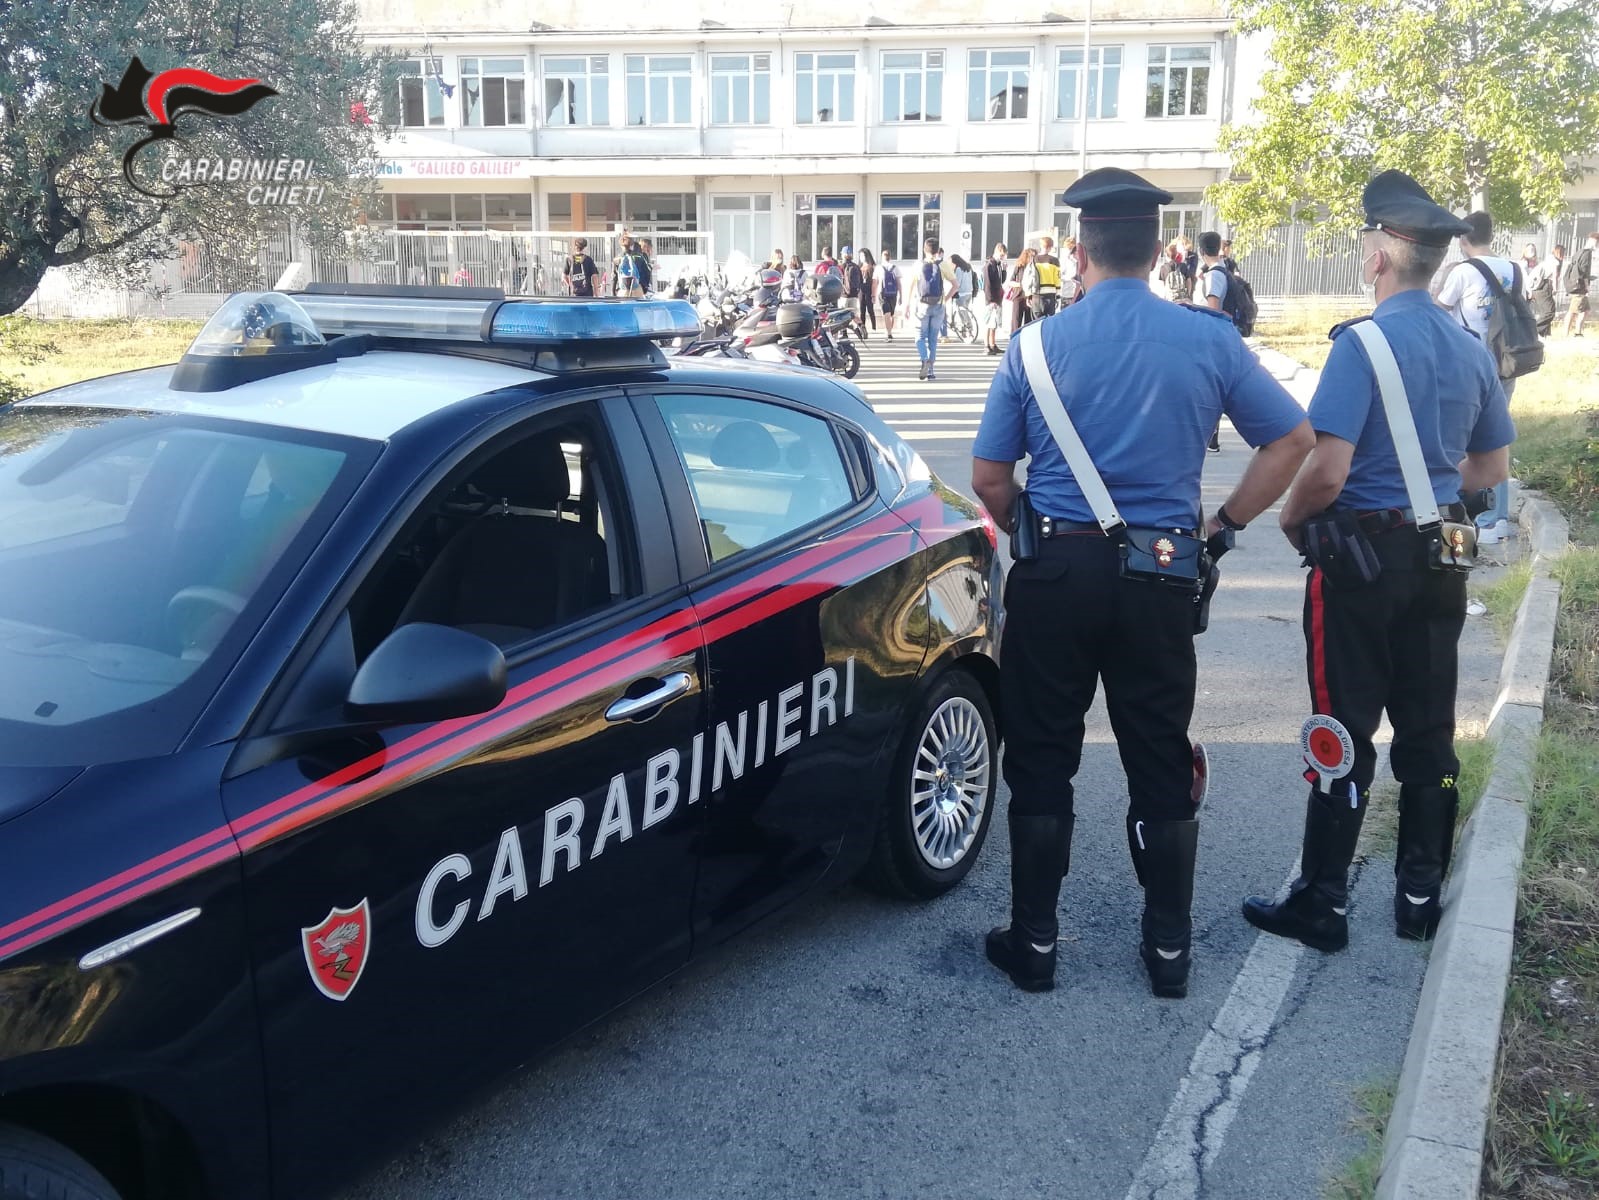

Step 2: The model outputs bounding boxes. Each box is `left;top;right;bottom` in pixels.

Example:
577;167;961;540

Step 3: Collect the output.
1128;817;1199;998
1242;786;1365;952
1394;783;1459;941
986;812;1074;992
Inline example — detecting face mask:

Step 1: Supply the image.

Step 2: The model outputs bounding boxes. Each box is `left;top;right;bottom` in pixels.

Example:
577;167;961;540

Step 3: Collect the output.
1359;250;1381;300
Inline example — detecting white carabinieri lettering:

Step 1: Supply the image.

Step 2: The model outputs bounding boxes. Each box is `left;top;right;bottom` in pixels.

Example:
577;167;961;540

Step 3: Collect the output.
415;656;859;948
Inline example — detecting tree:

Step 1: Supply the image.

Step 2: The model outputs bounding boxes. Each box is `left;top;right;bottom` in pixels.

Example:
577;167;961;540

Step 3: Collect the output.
1210;0;1599;250
0;0;390;315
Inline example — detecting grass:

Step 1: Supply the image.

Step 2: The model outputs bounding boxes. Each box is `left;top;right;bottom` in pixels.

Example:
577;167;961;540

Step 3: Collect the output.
1477;562;1535;641
1482;434;1599;1195
1253;302;1367;370
1323;1078;1398;1200
0;315;201;397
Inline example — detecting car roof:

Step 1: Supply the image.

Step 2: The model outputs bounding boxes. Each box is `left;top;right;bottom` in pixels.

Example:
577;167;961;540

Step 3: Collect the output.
18;352;547;442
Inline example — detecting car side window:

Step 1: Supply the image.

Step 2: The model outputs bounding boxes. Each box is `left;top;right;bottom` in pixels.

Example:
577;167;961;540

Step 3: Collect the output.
654;394;855;563
349;410;635;659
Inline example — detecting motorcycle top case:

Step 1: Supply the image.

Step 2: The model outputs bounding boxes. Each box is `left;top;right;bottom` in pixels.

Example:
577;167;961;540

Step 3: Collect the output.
809;275;843;306
776;303;818;338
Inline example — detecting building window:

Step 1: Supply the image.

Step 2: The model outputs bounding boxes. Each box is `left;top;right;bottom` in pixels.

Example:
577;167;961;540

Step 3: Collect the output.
880;193;941;262
881;50;943;122
484;194;534;230
965;192;1028;259
395;59;444;128
967;49;1030;122
795;194;855;262
459;57;526;127
1056;45;1121;120
712;194;773;262
1146;45;1212;118
546;192;697;232
710;53;771;125
795;52;856;123
543;56;609;127
626;55;693;126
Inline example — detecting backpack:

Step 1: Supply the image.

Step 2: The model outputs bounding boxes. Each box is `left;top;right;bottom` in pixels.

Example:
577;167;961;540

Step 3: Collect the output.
844;262;863;298
1035;259;1061;289
1218;264;1258;337
1563;247;1591;294
1160;258;1187;301
881;264;900;297
631;250;652;291
916;261;942;303
1462;259;1544;380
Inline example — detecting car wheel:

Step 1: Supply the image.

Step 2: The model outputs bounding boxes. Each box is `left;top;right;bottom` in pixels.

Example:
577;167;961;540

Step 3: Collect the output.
0;1123;120;1200
835;341;860;380
863;668;997;900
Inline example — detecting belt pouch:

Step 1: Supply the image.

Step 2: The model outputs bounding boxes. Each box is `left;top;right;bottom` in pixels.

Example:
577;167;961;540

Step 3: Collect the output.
1119;527;1204;591
1301;511;1382;586
1428;520;1477;573
1010;490;1039;563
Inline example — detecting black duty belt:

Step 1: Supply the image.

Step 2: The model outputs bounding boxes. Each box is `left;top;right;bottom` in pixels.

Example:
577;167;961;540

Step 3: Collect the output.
1038;516;1198;540
1350;503;1468;536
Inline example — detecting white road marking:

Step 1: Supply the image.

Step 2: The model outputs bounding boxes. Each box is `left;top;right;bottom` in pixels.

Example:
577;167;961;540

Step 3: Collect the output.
1122;885;1305;1200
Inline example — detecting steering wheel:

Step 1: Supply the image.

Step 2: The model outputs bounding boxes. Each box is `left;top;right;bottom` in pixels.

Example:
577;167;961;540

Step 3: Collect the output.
166;586;247;657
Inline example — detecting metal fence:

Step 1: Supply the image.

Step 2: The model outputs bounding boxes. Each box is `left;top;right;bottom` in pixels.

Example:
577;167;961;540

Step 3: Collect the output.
23;214;1597;321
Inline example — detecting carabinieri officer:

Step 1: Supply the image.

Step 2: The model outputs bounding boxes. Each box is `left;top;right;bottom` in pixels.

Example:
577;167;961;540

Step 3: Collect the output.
971;168;1313;998
1243;170;1514;950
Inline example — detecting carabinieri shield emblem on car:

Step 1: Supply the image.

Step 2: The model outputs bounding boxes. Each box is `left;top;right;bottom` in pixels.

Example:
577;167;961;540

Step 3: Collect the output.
301;900;371;1001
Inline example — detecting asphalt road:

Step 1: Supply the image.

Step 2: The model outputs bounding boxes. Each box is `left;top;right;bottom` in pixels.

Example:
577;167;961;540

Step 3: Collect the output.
340;325;1510;1200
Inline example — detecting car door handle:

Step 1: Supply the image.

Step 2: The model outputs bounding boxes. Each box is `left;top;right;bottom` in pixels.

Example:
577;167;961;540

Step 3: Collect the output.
605;672;693;722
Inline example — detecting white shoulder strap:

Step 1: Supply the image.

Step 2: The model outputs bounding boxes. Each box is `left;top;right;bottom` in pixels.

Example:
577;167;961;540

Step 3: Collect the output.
1346;321;1441;526
1017;320;1125;532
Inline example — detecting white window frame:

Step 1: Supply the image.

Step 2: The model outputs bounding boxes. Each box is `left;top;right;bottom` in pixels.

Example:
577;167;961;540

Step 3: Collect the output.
1055;45;1121;120
794;51;857;124
1146;44;1213;119
625;54;694;126
459;56;527;128
711;194;774;263
395;59;445;128
710;53;771;126
541;55;609;128
880;49;944;123
967;48;1031;122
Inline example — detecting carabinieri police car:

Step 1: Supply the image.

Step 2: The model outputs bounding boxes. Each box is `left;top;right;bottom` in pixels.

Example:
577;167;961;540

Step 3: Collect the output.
0;287;1002;1200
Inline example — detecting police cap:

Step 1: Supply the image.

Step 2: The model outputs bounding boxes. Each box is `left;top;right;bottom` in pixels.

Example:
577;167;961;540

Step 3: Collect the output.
1062;168;1173;223
1360;170;1471;247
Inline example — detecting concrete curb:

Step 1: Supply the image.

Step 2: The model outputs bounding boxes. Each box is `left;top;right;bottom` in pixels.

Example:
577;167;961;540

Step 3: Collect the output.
1376;493;1570;1199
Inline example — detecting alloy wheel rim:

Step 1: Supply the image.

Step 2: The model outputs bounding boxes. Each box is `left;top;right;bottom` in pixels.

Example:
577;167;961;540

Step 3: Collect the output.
910;697;991;869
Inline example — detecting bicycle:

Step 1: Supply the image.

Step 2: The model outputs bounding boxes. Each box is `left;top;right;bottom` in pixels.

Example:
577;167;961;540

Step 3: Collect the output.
948;301;979;344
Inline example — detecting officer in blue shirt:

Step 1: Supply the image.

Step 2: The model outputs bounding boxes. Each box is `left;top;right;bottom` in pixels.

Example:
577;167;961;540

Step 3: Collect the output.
971;168;1314;997
1243;170;1514;951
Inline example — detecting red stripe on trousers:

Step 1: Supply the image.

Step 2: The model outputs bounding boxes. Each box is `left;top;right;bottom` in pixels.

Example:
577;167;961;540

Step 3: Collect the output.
1309;567;1332;715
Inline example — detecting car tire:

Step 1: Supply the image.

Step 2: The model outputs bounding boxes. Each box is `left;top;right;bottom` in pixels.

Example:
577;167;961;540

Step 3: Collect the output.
0;1123;120;1200
863;667;997;900
835;341;860;380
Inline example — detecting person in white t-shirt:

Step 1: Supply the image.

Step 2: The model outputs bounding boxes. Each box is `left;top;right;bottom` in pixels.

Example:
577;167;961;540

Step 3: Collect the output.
1436;210;1518;542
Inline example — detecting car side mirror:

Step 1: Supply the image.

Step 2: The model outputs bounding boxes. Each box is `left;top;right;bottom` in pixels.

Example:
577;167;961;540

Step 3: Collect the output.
346;623;507;725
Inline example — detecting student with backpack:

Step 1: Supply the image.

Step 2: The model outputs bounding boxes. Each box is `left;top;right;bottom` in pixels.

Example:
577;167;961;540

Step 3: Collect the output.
1436;210;1545;542
878;248;902;340
1561;231;1596;338
914;239;947;380
1197;231;1258;336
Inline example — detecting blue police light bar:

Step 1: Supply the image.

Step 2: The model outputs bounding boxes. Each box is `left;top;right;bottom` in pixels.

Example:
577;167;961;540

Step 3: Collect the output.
487;299;701;344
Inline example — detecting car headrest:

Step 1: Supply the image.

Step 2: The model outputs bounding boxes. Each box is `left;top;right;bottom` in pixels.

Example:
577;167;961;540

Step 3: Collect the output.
709;421;780;471
473;438;572;509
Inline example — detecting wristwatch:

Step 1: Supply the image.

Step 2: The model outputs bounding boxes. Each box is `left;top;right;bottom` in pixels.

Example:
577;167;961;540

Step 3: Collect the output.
1216;503;1247;532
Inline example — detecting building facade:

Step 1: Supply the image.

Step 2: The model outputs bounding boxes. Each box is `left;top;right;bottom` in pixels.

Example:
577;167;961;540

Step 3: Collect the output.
359;0;1239;266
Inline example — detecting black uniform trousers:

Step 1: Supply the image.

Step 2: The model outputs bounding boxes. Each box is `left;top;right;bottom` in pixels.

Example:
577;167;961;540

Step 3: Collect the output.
1304;526;1466;794
1002;534;1198;822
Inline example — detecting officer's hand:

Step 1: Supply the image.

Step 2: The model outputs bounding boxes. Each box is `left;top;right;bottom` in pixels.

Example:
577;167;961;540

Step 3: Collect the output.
1205;515;1225;539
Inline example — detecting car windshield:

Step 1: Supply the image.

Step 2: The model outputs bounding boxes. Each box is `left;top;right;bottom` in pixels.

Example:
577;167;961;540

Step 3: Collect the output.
0;405;375;766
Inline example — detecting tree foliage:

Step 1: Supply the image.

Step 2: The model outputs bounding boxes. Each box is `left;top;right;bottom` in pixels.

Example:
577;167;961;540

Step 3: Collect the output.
0;0;390;314
1211;0;1599;250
